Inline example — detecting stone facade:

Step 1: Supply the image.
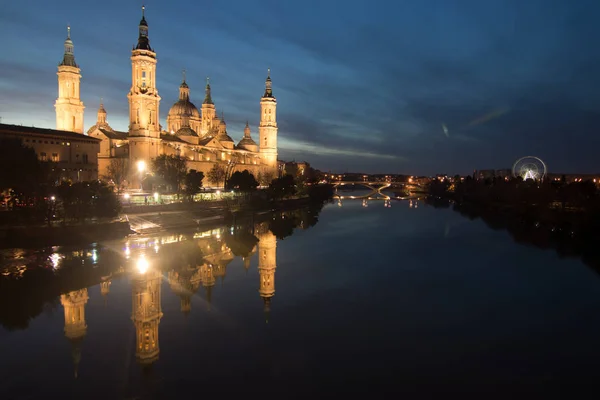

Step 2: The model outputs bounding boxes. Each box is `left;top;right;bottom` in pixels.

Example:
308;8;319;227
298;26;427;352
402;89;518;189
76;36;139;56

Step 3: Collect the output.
60;7;278;188
0;123;100;181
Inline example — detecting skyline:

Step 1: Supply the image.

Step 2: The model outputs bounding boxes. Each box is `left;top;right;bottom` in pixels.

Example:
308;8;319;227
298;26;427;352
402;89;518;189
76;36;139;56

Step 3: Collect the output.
1;0;599;175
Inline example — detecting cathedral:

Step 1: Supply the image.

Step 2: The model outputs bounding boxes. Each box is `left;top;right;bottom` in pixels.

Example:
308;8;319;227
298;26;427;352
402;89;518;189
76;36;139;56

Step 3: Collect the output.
55;7;278;187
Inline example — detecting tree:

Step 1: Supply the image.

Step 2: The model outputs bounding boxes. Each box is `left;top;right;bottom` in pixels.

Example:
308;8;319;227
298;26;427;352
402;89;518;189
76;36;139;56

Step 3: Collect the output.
0;138;45;204
226;170;258;192
183;169;204;201
151;154;188;193
257;169;275;186
207;164;227;187
104;158;129;192
268;175;296;200
57;181;121;222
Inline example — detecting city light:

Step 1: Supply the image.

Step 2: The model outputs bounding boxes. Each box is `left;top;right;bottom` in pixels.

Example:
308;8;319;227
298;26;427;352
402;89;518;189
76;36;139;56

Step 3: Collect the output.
153;192;159;201
124;193;130;200
137;160;146;173
137;255;149;274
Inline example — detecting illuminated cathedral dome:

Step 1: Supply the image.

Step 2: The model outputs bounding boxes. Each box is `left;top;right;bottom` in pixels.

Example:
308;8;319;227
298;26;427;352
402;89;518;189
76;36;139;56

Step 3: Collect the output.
168;98;200;120
175;126;198;137
166;73;202;134
237;121;257;152
216;114;234;148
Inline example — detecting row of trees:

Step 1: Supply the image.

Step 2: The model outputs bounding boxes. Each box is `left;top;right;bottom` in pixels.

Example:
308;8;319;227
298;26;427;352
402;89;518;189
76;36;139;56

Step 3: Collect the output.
428;175;600;213
125;154;323;201
105;154;323;196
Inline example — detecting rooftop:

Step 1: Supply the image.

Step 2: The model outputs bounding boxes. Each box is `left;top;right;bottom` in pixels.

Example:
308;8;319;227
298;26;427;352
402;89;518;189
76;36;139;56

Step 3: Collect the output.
0;123;101;142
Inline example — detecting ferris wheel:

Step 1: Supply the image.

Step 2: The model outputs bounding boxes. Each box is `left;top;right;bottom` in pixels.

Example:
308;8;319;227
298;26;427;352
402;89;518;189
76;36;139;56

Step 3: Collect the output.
512;156;547;181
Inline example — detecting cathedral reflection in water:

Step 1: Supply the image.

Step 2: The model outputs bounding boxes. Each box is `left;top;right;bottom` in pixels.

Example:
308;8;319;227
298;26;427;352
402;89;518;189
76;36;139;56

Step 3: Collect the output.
58;220;278;372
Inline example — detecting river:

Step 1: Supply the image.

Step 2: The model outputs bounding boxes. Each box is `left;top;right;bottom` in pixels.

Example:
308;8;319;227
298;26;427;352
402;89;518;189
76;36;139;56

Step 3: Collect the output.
1;199;600;398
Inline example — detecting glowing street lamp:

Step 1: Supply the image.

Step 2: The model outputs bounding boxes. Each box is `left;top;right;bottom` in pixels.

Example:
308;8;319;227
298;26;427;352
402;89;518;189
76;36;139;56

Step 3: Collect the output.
137;160;146;191
136;255;149;274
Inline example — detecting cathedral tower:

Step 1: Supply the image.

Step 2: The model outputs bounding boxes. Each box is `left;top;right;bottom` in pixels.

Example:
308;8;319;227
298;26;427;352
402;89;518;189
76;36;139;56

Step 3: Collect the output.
201;77;216;136
132;267;163;366
257;224;277;322
55;26;85;133
259;69;278;170
127;6;161;168
61;289;89;378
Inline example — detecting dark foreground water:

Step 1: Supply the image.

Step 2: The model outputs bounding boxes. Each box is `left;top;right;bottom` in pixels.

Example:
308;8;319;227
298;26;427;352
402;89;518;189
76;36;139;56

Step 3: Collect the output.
2;199;600;398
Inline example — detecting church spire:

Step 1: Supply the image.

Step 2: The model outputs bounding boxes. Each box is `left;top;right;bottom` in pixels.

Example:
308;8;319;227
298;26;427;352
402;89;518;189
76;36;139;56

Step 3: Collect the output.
97;99;107;124
179;69;190;100
203;77;213;105
263;68;274;98
60;25;77;67
135;5;152;51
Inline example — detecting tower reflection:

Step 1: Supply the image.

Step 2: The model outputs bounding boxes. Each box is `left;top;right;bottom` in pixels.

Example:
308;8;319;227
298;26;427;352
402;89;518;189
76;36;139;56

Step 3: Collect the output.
60;288;89;378
131;256;163;366
257;222;277;322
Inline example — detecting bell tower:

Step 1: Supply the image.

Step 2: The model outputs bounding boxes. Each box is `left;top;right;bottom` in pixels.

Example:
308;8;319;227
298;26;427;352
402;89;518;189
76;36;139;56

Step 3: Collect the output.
127;6;161;169
257;223;277;323
201;77;216;137
55;26;85;133
259;69;278;170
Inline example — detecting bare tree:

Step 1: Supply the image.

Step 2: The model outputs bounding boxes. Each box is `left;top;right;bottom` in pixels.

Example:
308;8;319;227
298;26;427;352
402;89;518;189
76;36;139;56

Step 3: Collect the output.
104;158;129;193
207;163;227;188
258;169;275;186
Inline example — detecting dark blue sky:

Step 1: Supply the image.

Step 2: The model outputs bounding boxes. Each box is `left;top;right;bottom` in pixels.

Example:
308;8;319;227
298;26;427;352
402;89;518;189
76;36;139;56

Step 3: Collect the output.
1;0;599;175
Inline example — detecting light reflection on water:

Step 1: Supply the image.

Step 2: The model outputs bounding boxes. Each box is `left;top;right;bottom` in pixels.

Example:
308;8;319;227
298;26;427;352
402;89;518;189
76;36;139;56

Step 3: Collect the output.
1;200;600;397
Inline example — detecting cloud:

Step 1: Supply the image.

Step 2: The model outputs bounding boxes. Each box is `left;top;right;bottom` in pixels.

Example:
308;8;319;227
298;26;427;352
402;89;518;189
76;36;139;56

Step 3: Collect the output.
2;0;600;174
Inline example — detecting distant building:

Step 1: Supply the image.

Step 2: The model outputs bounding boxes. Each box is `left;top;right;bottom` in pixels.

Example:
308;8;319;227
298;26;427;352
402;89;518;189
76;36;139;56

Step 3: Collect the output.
474;169;511;180
547;173;600;184
0;123;100;181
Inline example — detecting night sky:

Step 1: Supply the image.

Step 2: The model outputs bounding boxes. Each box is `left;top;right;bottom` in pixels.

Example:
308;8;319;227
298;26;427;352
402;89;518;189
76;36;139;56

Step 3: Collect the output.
0;0;599;175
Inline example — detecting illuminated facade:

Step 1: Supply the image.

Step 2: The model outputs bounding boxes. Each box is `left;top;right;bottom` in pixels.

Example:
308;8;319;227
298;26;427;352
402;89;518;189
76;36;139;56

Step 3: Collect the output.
54;26;85;134
131;267;163;365
76;7;278;186
0;123;100;181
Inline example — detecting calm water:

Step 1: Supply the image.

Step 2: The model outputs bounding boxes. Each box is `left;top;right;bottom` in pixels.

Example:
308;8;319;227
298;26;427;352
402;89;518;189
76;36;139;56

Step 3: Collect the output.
2;199;600;398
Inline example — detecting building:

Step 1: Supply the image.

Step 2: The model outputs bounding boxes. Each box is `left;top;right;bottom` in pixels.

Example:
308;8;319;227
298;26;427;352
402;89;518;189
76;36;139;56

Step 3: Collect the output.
55;6;278;188
474;168;511;181
0;123;100;181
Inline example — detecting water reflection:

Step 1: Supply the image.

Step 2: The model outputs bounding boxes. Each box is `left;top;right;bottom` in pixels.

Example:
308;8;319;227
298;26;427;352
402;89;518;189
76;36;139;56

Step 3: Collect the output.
60;288;88;378
132;267;162;365
0;207;315;378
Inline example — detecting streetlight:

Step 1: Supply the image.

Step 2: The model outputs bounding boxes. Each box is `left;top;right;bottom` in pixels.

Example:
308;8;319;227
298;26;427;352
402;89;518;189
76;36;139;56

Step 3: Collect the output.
137;160;146;191
136;255;149;274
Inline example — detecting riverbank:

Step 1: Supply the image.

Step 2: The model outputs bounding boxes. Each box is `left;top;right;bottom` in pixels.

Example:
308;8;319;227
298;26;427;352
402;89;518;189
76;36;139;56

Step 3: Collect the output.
0;220;132;249
426;195;600;272
0;192;331;247
126;195;316;234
